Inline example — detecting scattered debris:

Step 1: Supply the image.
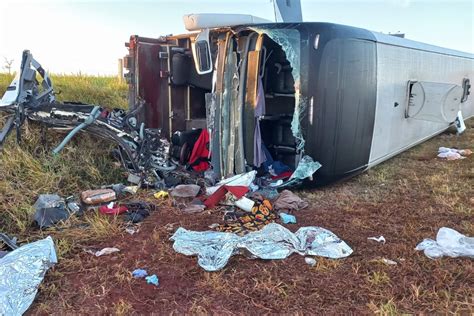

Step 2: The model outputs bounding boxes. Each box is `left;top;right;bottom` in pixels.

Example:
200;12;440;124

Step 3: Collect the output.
454;110;466;134
81;189;116;205
233;196;255;212
437;147;472;160
0;50;178;187
305;257;317;266
125;227;139;235
145;274;159;286
127;173;142;185
0;233;18;259
285;155;322;185
251;187;279;200
164;223;175;232
415;227;474;259
124;202;155;223
125;210;150;223
132;269;148;278
104;184;139;196
154;191;169;199
125;185;139;195
132;269;159;287
206;171;257;196
274;190;308;212
0;233;18;250
204;185;248;209
170;223;353;271
368;236;386;244
66;196;82;213
86;247;120;257
268;179;284;187
280;212;297;224
99;202;128;215
381;258;397;265
33;194;74;229
0;236;57;315
216;199;276;235
170;184;201;198
182;203;206;214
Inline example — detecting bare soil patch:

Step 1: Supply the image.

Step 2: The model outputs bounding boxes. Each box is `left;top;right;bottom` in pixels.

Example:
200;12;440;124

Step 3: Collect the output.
27;120;474;314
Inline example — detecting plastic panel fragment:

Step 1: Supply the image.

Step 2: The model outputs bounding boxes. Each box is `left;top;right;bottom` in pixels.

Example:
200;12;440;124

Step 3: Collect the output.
170;223;352;271
206;92;221;178
0;236;57;315
206;170;257;196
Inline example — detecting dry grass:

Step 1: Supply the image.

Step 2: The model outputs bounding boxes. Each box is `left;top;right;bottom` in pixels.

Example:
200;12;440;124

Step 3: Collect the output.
0;73;127;236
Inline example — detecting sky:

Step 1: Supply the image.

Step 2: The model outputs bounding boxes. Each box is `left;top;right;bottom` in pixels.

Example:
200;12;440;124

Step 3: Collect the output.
0;0;472;75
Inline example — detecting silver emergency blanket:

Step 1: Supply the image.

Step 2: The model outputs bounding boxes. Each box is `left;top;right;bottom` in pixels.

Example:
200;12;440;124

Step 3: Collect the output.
0;236;57;315
170;223;352;271
415;227;474;259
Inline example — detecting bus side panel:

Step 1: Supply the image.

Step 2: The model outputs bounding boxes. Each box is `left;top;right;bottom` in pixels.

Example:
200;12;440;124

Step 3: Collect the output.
368;43;474;166
309;38;377;182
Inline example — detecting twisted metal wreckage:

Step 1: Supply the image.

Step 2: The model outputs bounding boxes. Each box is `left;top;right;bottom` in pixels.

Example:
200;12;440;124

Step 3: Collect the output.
0;51;195;187
0;48;321;188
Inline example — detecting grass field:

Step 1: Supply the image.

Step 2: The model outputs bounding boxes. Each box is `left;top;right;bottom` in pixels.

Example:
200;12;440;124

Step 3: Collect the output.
0;73;473;314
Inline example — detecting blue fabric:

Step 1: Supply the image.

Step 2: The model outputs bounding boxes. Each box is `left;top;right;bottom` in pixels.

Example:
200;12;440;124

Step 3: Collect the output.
262;143;274;171
132;269;148;278
146;274;159;286
280;213;297;224
271;161;291;175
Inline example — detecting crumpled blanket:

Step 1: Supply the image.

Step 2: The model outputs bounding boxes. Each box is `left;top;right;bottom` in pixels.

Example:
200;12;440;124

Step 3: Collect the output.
274;190;308;212
415;227;474;259
170;223;352;271
0;236;57;315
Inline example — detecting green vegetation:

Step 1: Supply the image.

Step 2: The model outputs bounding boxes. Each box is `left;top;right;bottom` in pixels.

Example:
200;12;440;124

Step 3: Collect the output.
0;73;128;107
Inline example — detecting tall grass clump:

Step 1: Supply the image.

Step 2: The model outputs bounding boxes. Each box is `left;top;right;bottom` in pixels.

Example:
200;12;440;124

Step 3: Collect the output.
53;74;128;108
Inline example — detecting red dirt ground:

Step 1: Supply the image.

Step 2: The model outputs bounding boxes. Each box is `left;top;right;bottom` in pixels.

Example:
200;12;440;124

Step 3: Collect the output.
29;124;474;315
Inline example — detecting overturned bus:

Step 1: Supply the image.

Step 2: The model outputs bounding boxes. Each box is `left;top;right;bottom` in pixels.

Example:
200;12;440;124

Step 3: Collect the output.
123;14;474;184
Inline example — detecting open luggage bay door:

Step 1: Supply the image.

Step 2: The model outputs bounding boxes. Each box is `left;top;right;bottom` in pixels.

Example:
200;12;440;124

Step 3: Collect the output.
124;35;189;136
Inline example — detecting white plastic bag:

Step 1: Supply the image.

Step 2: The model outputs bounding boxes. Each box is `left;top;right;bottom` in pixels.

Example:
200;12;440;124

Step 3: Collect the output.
415;227;474;259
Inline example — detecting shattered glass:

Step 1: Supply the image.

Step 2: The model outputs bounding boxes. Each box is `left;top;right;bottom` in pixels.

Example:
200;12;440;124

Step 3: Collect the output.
251;27;306;151
205;93;216;135
289;155;322;180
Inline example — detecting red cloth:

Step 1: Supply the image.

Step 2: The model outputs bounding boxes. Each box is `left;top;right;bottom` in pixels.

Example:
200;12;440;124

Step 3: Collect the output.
189;129;210;172
271;171;293;180
204;185;249;208
99;203;128;215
